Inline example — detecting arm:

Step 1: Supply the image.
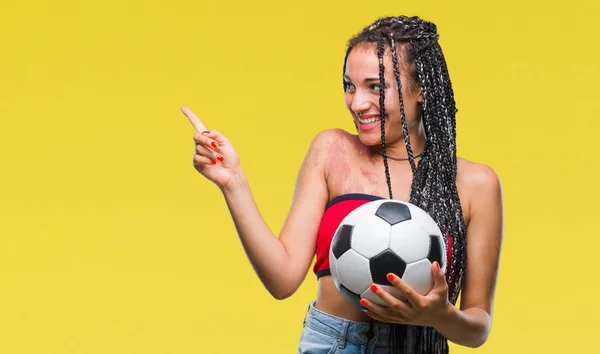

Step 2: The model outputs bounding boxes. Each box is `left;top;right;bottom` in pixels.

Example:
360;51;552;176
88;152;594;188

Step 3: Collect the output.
221;130;332;300
433;164;504;347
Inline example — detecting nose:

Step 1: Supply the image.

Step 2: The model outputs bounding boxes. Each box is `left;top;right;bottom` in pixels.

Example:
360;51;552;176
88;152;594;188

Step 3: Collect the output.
350;90;373;116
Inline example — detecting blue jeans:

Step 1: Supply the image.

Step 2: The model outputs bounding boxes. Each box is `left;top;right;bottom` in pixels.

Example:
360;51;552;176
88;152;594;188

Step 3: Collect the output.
298;302;392;354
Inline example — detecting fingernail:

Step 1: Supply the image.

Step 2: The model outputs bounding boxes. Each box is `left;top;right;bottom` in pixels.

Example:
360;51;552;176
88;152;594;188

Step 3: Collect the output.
211;141;218;148
370;284;378;292
210;160;216;165
216;155;224;162
201;131;210;135
360;299;367;306
434;261;440;269
386;274;394;282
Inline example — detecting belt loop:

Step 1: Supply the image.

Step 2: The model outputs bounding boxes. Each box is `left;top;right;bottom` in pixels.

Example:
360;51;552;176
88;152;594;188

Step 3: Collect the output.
303;302;311;327
338;320;349;348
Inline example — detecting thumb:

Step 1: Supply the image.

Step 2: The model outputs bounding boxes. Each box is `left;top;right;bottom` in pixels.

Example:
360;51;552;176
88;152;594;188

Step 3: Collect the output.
202;130;238;166
204;129;231;146
432;261;447;289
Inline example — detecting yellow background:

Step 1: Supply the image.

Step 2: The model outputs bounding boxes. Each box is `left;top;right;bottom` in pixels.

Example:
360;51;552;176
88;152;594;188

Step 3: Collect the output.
1;0;598;353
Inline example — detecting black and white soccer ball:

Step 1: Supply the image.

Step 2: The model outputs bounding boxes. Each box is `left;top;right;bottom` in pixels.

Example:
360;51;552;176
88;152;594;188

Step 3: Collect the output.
329;199;446;310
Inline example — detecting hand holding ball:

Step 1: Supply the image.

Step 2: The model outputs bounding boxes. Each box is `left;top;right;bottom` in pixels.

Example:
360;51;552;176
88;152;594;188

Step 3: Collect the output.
329;200;447;310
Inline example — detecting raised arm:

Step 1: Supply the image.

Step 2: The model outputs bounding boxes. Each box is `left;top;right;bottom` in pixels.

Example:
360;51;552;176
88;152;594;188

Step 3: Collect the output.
220;131;332;299
183;106;332;299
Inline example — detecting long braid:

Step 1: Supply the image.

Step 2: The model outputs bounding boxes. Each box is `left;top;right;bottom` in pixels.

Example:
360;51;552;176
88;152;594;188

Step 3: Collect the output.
377;37;393;200
411;37;467;303
388;33;417;174
343;15;467;354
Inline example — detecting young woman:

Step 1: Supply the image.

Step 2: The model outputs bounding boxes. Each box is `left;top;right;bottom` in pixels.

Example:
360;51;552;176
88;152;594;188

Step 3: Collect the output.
183;15;503;354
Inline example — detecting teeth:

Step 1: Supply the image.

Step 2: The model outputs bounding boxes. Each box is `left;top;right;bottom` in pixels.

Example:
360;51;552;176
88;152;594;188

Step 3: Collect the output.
358;118;381;124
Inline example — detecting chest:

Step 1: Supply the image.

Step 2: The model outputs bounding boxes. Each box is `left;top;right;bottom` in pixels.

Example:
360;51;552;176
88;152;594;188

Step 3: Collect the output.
325;155;471;225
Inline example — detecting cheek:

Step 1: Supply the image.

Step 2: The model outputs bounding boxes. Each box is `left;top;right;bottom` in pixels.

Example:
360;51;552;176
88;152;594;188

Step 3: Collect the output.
384;88;419;118
344;94;352;110
383;90;399;114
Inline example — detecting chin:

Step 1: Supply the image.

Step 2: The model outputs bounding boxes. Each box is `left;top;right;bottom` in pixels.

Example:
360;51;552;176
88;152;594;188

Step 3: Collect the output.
357;130;381;147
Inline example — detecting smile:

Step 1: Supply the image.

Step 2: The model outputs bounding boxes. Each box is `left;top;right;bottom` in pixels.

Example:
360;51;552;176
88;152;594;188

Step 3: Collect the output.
357;117;381;124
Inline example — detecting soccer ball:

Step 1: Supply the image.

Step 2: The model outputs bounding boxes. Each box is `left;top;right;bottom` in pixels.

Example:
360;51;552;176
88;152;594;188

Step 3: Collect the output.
329;199;446;310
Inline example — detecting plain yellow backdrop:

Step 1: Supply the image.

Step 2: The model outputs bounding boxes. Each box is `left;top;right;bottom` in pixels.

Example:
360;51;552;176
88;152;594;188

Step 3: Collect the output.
1;0;598;353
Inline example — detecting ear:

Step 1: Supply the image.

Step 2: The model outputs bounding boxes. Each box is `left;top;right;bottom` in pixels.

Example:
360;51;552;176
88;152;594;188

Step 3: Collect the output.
417;86;423;103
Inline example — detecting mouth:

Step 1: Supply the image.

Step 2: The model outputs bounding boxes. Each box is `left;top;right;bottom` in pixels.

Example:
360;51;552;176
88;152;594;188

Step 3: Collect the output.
355;114;385;131
357;116;382;125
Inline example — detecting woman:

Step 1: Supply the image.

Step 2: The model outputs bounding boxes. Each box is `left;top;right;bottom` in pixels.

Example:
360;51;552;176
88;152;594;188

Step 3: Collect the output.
182;15;503;354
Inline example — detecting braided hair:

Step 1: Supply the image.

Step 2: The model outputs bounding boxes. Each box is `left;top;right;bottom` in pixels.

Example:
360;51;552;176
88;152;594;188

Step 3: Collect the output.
342;16;467;353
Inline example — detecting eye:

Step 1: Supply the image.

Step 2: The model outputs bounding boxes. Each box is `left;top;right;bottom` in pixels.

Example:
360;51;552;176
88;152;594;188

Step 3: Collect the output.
344;82;356;92
370;84;381;91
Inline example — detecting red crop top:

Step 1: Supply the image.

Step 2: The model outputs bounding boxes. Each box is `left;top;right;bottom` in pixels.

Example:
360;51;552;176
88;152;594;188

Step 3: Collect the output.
313;193;454;279
313;193;383;278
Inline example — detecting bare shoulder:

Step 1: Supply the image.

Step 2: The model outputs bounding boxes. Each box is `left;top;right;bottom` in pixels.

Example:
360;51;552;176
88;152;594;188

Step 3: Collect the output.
457;157;502;194
305;128;356;164
457;157;503;224
310;128;354;147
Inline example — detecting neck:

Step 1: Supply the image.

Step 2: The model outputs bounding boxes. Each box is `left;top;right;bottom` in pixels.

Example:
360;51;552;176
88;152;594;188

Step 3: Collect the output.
374;130;428;160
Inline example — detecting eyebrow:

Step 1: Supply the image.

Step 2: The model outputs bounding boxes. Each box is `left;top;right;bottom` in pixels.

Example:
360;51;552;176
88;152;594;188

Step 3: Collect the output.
343;75;380;83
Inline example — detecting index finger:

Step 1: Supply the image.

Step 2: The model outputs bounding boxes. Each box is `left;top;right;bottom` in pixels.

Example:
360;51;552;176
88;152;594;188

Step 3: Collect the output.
181;106;207;132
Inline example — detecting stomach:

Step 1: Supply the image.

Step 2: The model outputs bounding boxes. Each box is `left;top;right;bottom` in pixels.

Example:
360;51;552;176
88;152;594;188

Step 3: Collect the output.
314;276;372;323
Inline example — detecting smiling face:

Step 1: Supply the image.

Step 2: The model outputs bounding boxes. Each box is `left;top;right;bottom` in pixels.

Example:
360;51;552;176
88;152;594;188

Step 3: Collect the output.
343;43;423;148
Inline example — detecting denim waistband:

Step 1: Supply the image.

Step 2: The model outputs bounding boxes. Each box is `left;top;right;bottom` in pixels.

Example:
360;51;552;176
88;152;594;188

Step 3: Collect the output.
303;302;392;347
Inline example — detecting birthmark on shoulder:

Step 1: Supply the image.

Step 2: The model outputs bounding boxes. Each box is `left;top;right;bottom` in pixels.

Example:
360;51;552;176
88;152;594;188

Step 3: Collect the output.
361;166;380;185
306;141;324;167
322;133;368;194
326;138;351;180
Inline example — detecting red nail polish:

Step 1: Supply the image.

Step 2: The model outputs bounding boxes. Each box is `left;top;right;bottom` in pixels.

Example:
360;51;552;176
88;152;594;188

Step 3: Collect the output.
370;284;378;292
211;141;218;148
360;299;367;306
387;274;395;282
210;160;216;165
434;261;440;269
216;155;224;162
